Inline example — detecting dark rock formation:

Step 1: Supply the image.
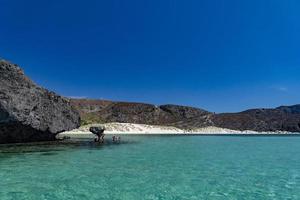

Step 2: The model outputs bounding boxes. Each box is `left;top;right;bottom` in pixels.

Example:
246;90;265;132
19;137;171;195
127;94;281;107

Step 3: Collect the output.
89;126;105;136
0;60;80;143
90;126;105;143
71;98;300;132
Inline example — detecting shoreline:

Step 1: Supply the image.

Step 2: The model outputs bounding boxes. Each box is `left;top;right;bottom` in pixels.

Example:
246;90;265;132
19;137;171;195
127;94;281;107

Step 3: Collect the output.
58;122;299;138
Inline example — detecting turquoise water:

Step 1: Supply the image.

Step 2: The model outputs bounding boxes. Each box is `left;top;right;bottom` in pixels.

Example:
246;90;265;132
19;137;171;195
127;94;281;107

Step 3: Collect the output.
1;135;300;200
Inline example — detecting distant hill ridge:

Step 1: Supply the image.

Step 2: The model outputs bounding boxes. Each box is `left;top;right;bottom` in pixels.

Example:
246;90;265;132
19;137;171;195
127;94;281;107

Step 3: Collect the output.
70;99;300;132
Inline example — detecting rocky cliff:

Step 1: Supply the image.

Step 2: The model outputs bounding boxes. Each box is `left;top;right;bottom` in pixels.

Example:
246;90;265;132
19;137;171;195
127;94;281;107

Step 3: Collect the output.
71;99;300;132
0;60;80;143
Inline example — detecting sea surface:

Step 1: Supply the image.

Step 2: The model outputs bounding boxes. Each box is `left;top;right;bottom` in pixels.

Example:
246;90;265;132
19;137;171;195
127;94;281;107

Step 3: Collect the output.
1;135;300;200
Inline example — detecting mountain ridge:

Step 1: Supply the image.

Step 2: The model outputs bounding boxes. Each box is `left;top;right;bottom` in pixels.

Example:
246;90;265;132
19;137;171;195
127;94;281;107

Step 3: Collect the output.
70;98;300;132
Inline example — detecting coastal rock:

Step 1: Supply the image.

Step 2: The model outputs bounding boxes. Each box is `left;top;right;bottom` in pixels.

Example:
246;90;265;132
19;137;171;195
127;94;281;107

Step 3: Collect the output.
0;60;80;143
89;126;105;136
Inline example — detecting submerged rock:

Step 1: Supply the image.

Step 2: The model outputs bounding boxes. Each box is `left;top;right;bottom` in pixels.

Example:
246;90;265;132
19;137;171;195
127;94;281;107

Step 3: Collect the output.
0;60;80;144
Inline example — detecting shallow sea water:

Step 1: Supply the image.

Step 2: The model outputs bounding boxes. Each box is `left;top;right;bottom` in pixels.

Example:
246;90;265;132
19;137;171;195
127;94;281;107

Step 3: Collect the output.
1;135;300;200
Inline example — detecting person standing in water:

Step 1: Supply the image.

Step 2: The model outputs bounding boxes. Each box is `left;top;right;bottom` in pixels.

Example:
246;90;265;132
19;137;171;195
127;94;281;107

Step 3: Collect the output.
112;135;121;143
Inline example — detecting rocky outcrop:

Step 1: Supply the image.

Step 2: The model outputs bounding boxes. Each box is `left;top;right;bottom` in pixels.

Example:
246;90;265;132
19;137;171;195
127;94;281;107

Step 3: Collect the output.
0;60;80;143
89;126;105;136
71;98;300;132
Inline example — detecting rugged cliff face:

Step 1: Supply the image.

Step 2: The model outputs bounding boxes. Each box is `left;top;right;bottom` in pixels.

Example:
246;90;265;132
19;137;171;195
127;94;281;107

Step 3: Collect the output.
0;60;80;143
71;98;300;132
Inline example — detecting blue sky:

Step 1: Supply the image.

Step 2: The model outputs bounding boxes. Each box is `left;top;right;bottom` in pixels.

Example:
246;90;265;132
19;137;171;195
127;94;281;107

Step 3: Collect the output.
1;0;300;112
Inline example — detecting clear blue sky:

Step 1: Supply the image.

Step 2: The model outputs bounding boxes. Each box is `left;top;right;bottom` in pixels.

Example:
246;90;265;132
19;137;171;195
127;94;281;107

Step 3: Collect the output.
1;0;300;112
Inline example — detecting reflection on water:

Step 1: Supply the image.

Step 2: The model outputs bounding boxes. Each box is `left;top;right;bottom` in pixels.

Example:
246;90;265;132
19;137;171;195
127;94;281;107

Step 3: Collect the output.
0;137;137;154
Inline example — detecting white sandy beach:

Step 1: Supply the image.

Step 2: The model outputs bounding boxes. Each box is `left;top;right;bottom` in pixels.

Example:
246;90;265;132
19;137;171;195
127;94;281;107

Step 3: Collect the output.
58;122;295;139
